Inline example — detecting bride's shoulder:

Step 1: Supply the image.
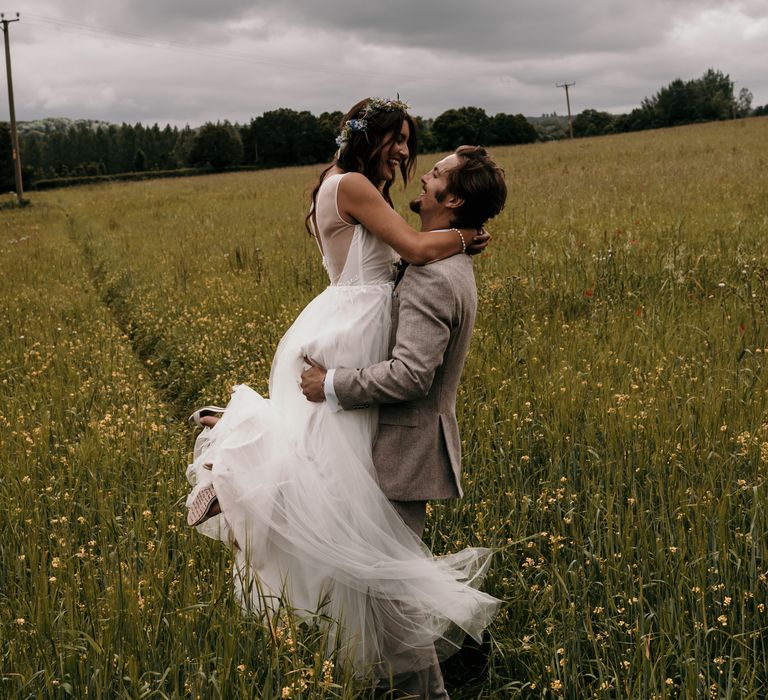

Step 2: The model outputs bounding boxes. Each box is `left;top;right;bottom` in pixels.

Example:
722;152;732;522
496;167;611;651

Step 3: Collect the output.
338;171;371;185
337;172;379;201
318;168;343;188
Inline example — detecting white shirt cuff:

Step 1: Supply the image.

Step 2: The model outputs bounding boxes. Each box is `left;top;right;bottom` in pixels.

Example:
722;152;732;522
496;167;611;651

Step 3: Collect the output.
324;368;341;412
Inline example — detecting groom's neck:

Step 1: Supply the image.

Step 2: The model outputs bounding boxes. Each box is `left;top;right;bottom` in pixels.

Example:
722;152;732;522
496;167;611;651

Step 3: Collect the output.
419;213;453;232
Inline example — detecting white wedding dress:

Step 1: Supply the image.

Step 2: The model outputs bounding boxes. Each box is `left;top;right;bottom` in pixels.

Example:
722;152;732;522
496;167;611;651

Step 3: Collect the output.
185;173;499;676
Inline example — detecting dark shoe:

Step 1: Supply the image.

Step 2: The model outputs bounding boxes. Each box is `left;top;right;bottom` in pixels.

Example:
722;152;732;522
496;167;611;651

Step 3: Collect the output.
442;633;491;689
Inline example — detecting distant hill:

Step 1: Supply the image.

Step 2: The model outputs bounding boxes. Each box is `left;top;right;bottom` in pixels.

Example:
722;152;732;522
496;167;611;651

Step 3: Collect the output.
526;115;569;126
527;114;569;141
18;117;114;137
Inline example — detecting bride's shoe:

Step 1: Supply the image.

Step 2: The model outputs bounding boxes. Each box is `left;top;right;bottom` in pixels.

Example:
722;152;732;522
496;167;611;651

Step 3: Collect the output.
188;405;227;428
187;484;221;527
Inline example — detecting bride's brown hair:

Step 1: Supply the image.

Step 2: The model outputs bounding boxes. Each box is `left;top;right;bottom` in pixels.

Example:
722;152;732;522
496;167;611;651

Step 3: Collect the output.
305;98;418;235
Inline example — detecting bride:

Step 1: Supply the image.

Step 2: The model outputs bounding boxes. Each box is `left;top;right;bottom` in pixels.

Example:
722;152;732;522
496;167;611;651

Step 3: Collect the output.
185;97;499;680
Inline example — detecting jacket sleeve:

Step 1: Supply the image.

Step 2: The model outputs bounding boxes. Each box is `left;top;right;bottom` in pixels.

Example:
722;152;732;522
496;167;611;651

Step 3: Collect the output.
333;263;455;408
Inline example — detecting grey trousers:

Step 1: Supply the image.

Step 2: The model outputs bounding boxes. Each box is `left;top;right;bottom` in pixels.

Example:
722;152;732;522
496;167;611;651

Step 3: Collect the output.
390;500;428;539
375;500;449;700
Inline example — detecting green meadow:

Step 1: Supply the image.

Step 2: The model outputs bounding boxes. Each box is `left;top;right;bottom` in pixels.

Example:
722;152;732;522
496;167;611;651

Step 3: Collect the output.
1;117;767;698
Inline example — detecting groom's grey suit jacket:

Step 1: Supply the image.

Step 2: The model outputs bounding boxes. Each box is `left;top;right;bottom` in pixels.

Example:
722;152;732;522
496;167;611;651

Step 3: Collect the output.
333;253;477;501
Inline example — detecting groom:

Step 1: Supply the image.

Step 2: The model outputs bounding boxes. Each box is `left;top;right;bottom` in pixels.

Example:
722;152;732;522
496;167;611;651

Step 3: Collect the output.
300;145;507;698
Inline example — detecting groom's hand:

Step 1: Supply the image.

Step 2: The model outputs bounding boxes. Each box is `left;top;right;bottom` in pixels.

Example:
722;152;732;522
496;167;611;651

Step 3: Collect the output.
301;356;327;402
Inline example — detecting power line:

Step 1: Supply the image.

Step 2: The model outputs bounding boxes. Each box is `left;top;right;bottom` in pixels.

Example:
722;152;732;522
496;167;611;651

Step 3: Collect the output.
556;81;575;139
1;12;24;203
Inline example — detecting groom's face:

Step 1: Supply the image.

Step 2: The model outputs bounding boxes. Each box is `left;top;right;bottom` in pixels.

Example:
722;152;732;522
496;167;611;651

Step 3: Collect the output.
409;154;460;219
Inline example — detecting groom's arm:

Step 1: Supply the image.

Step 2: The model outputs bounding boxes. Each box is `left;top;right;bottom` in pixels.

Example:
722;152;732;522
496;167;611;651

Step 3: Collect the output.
333;264;456;409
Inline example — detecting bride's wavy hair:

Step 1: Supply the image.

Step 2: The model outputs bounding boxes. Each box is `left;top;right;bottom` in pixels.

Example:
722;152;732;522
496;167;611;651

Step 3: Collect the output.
305;98;418;235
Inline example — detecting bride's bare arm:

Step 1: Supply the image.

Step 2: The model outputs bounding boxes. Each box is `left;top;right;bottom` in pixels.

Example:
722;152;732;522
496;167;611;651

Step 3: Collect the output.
337;173;476;264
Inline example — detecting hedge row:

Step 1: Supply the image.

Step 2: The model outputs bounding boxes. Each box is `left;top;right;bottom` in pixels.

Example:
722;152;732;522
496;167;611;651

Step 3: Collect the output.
32;165;267;190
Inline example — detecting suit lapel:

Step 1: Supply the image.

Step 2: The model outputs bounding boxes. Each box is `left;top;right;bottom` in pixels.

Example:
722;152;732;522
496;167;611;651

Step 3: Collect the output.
388;284;401;353
394;260;409;287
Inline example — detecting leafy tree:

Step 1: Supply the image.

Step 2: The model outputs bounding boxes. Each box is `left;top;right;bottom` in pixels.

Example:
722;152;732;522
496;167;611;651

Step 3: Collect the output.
489;113;537;145
753;104;768;116
432;107;491;150
573;109;616;137
188;121;243;169
249;109;333;166
736;87;753;117
614;106;655;132
318;111;344;158
249;109;300;165
133;148;147;172
96;126;117;172
413;116;436;153
172;126;196;169
0;122;15;191
640;69;736;127
46;131;70;174
19;132;43;171
144;124;164;168
158;124;179;169
240;121;258;165
118;124;138;172
294;110;332;164
644;78;692;126
695;68;734;120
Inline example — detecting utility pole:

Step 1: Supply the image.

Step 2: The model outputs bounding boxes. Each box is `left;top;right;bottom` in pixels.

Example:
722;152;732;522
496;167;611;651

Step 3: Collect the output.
556;81;575;139
1;12;23;204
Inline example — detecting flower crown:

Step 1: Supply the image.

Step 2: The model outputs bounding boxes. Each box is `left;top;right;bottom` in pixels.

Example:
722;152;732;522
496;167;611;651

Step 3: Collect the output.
335;97;411;148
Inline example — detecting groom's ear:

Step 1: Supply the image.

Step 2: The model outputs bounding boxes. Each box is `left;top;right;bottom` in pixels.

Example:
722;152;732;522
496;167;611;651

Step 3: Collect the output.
443;192;464;210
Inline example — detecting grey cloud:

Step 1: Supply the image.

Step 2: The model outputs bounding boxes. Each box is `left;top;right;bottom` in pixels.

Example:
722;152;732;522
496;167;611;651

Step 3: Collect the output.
14;0;768;125
23;0;256;46
247;0;727;57
26;0;725;55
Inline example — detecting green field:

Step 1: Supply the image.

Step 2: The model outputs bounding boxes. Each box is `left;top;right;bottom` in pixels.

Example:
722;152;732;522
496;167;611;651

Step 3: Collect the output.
2;117;768;698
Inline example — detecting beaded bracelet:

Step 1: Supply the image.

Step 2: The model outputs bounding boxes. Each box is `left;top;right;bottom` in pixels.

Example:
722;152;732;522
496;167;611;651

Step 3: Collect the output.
452;228;466;254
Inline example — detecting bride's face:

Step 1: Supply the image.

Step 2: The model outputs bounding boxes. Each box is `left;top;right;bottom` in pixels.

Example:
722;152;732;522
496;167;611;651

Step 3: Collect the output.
377;119;410;184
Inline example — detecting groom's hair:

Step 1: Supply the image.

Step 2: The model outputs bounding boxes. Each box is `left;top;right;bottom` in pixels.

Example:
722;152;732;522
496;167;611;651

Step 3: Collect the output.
437;146;507;229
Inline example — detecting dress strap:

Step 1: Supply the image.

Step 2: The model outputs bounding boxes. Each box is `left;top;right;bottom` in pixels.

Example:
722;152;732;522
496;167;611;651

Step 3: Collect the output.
308;203;325;259
315;173;358;285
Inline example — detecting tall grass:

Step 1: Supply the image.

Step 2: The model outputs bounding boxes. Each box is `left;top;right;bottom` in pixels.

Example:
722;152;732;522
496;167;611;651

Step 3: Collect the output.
2;117;767;698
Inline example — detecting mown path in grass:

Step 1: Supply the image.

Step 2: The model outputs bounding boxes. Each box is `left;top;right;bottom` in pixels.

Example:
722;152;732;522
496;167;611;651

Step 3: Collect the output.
2;118;768;698
0;203;365;699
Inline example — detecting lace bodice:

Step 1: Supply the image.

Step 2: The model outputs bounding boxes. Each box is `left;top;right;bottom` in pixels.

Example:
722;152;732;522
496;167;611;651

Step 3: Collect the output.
314;173;398;286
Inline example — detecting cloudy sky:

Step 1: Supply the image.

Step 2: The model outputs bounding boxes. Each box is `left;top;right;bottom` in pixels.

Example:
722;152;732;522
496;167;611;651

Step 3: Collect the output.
8;0;768;126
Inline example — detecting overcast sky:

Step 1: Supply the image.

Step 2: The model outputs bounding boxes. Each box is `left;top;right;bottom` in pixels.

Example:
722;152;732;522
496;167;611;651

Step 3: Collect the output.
8;0;768;126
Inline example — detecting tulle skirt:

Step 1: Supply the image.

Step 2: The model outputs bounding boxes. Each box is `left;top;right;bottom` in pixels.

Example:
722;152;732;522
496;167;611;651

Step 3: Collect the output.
185;282;499;676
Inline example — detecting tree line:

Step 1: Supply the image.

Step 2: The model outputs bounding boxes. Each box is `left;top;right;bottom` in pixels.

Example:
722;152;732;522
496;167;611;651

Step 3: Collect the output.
572;69;764;137
3;107;536;189
1;68;765;191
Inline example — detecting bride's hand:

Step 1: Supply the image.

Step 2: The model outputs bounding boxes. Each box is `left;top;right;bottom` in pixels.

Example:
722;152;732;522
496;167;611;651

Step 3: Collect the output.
466;229;492;256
